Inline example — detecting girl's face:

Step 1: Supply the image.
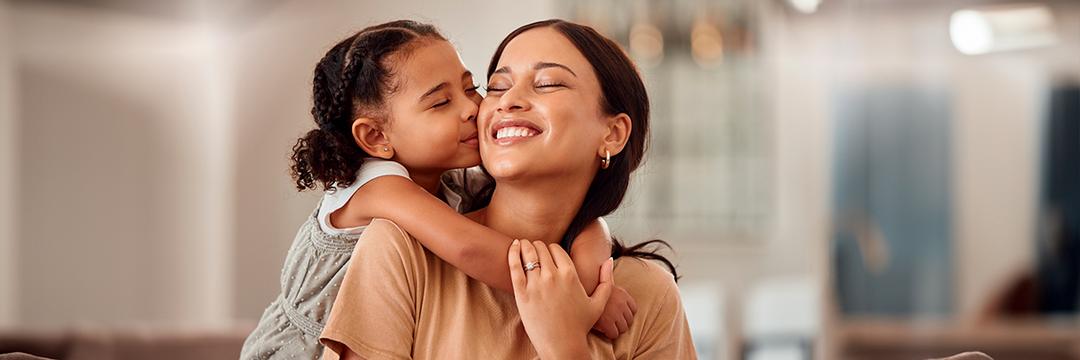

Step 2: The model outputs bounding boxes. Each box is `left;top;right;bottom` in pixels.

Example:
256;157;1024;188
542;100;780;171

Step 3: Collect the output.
479;27;611;181
383;39;483;173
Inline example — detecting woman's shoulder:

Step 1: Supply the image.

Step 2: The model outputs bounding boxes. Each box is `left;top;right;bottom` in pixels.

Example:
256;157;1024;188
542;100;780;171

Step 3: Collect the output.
610;257;695;358
612;257;679;294
355;219;426;258
361;218;409;239
612;257;684;318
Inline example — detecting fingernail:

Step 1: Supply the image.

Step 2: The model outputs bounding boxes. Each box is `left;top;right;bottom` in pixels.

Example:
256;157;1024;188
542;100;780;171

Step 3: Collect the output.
513;239;519;244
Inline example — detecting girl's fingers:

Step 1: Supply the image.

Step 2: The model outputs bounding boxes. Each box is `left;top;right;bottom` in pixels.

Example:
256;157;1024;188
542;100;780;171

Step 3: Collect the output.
507;240;527;293
533;241;556;274
548;243;574;271
598;319;619;340
520;239;541;280
622;306;635;328
588;258;615;314
615;315;629;334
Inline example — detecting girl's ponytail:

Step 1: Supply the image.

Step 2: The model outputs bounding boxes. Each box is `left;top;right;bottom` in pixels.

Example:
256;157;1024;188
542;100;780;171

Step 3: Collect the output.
289;128;363;191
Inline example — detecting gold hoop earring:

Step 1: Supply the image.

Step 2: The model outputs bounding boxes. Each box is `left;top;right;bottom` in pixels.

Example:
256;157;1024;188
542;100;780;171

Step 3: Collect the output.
601;150;611;169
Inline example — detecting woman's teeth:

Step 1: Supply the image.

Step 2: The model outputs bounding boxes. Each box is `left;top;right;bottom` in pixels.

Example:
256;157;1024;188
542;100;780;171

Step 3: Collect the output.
495;126;539;140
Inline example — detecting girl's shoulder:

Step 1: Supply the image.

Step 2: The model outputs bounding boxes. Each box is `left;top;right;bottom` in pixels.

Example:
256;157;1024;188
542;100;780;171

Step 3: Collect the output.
318;158;411;235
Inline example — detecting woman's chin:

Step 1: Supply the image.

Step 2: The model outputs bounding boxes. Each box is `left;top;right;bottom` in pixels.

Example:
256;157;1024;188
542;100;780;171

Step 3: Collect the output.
482;158;531;181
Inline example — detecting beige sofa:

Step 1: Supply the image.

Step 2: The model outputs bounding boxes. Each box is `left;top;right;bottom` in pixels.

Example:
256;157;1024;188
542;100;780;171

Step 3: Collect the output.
0;327;250;360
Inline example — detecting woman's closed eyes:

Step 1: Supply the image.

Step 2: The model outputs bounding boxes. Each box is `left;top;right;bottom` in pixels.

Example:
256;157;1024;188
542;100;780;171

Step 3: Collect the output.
484;80;567;95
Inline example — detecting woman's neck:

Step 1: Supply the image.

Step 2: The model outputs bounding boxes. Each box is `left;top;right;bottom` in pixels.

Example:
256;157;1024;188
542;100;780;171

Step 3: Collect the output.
482;178;591;245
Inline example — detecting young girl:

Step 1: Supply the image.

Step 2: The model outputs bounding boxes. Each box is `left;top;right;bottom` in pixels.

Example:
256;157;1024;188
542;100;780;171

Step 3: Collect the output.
240;20;635;360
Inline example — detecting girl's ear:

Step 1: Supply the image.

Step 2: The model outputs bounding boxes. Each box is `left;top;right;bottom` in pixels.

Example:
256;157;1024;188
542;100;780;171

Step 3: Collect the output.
598;113;631;158
352;118;394;159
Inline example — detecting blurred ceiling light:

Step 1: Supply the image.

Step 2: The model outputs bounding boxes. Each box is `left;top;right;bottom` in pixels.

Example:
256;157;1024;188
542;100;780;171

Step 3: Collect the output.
950;4;1058;55
787;0;821;14
691;18;724;68
629;22;664;67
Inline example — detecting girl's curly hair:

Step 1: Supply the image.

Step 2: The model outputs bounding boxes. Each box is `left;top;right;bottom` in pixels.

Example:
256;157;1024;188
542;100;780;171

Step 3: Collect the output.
290;20;445;191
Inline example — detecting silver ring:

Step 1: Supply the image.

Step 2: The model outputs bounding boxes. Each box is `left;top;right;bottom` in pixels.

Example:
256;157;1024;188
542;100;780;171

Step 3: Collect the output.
524;261;540;272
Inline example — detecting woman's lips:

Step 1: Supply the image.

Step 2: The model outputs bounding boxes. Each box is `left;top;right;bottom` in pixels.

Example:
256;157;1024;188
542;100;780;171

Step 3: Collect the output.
490;119;542;146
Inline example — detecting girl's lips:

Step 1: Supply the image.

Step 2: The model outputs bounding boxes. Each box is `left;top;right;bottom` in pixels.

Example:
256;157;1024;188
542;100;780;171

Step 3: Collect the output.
460;132;479;148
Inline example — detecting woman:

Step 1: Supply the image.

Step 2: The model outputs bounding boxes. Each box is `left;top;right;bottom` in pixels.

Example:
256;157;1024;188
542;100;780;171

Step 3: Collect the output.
320;19;696;359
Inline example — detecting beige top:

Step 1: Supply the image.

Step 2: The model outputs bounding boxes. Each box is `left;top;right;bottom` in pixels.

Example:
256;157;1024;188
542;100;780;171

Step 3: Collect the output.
320;219;697;360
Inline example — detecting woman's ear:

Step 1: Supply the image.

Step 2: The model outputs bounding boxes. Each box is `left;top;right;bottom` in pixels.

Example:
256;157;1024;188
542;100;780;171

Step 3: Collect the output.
598;113;632;157
351;118;394;159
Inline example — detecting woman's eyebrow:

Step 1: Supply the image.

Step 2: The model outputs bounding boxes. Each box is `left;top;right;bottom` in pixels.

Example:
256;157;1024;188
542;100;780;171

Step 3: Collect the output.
491;62;578;77
534;62;577;77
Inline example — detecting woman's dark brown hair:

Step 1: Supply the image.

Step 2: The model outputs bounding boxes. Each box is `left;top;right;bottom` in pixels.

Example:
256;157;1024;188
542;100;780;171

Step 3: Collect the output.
290;20;445;191
487;19;678;280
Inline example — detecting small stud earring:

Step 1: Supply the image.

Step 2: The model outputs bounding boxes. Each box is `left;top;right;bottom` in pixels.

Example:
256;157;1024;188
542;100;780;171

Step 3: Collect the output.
383;146;390;152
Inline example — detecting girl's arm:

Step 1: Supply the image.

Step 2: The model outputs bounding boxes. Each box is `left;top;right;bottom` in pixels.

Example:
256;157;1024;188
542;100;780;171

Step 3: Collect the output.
569;218;612;295
338;175;610;294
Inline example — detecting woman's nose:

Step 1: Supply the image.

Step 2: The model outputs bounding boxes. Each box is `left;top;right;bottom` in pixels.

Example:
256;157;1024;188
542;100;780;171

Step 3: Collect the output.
497;85;530;113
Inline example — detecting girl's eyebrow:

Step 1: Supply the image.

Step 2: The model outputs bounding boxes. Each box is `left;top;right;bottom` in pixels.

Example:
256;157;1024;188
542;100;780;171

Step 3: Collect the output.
421;71;474;101
419;82;446;101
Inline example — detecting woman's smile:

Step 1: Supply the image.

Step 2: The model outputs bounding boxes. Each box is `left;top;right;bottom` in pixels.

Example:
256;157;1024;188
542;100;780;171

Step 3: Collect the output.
489;119;544;146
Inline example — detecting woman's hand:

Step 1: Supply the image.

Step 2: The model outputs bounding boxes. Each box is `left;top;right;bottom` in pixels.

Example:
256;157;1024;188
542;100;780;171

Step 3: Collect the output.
509;239;614;359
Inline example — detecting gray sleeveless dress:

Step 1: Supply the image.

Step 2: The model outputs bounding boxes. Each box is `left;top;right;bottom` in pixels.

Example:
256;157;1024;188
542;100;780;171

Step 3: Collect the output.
239;168;491;359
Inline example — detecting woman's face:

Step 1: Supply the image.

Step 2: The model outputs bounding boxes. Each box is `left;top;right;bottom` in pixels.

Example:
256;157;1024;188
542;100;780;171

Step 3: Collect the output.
479;27;611;181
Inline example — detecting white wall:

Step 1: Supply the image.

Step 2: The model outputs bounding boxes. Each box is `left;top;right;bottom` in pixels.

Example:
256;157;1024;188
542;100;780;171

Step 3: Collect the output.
10;2;233;328
0;0;18;328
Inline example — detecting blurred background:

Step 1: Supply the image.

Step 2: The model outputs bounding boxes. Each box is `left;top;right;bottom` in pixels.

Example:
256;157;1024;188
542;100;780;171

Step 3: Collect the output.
0;0;1077;359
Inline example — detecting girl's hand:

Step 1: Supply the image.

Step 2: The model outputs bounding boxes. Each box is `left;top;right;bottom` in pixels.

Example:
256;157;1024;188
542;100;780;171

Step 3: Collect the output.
593;285;637;339
508;239;614;359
